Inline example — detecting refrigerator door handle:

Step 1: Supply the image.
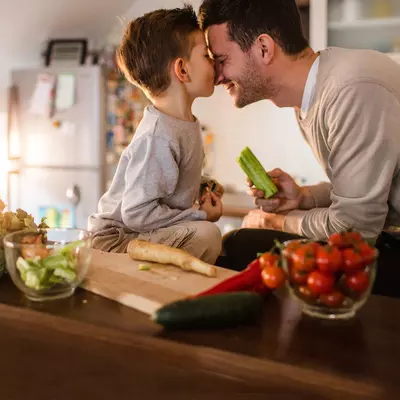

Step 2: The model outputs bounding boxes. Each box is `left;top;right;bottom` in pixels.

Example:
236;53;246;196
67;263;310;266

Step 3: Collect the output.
66;184;81;207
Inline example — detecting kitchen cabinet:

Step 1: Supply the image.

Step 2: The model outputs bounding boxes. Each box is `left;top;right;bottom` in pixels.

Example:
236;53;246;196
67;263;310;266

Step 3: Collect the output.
310;0;400;57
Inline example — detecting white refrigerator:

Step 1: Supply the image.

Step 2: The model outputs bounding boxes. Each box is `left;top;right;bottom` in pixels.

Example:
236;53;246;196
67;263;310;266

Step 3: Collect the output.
8;66;106;229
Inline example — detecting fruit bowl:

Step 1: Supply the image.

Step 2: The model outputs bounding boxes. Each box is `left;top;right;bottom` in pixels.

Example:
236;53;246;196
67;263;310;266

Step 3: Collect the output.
280;234;377;320
3;228;92;302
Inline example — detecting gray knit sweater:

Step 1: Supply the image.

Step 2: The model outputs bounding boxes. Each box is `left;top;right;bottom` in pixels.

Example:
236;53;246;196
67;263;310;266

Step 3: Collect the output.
88;106;206;233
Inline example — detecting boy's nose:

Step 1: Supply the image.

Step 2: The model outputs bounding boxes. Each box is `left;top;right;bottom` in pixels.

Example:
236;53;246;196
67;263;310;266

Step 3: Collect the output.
214;68;224;86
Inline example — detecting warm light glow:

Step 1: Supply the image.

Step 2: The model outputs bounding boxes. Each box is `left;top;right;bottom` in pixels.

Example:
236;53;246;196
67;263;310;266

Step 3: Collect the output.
8;124;20;159
0;112;8;200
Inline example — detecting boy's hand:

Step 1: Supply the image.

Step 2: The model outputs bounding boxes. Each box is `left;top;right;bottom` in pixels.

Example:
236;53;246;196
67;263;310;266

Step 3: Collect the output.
213;182;225;198
199;178;224;203
200;190;223;222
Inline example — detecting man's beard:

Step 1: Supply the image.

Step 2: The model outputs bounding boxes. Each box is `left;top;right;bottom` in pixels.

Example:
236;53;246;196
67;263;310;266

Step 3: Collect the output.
232;59;278;108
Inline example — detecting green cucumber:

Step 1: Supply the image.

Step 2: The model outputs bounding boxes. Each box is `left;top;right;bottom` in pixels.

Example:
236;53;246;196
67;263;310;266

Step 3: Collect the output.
152;292;263;330
237;146;278;198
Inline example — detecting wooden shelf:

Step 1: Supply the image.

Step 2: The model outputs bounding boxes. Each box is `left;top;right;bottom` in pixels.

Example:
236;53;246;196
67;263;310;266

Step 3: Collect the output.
329;17;400;31
328;16;400;53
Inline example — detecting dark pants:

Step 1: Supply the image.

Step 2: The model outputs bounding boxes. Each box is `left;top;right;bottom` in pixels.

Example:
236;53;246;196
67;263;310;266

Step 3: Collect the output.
218;228;400;298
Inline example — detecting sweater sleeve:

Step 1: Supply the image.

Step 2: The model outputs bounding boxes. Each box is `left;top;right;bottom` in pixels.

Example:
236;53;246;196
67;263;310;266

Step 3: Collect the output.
307;182;333;208
284;81;399;240
121;135;206;232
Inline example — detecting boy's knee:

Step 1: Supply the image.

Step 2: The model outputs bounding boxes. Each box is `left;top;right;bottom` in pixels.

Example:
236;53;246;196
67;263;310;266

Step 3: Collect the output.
191;221;222;264
193;221;221;244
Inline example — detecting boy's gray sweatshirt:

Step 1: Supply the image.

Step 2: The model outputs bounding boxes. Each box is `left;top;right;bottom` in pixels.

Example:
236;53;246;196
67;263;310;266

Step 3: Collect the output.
88;106;206;233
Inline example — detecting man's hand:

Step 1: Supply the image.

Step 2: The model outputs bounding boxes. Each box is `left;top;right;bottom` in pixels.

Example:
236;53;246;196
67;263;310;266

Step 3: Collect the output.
247;168;315;213
242;209;285;231
200;190;223;222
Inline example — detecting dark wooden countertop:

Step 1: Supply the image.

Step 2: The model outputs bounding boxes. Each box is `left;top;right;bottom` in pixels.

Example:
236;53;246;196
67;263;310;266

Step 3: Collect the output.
0;276;399;399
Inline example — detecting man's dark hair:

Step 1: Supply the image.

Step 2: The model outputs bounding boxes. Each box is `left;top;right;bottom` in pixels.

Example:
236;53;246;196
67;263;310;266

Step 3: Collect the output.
198;0;309;55
117;4;199;96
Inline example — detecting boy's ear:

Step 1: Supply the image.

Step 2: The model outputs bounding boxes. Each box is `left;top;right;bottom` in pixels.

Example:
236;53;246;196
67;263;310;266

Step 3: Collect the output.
173;58;191;83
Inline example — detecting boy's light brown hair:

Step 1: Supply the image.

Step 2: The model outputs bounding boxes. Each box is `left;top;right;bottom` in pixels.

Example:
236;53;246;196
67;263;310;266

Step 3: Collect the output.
117;4;200;97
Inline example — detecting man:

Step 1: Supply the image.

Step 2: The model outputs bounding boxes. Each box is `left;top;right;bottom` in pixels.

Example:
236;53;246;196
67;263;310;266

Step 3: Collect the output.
198;0;400;296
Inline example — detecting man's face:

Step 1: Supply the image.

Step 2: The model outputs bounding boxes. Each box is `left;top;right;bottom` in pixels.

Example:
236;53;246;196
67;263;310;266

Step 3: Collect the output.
206;23;277;108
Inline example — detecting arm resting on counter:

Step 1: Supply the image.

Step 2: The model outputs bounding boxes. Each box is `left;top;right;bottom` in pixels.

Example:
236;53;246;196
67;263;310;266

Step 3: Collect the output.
284;82;399;240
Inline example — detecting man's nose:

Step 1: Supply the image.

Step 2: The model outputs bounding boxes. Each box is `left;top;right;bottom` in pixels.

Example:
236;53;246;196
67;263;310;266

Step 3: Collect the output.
214;67;225;86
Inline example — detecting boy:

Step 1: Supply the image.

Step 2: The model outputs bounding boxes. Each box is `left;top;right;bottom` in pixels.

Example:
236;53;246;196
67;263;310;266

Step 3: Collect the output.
88;5;223;264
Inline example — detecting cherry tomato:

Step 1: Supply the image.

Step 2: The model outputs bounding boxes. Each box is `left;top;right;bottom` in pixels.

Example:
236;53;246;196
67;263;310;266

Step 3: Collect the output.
345;271;369;293
356;242;377;267
261;265;286;289
320;291;345;308
292;245;317;272
298;285;318;301
304;242;321;253
290;268;309;285
307;271;335;295
316;245;343;273
282;240;303;260
259;252;280;269
328;231;363;248
342;248;363;273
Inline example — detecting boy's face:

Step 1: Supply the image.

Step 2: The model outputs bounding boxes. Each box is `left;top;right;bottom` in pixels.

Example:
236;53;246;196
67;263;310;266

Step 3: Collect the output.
186;30;215;98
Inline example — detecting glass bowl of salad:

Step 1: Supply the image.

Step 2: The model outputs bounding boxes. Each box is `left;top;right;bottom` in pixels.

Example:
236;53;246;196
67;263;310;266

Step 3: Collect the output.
3;228;92;301
280;231;378;320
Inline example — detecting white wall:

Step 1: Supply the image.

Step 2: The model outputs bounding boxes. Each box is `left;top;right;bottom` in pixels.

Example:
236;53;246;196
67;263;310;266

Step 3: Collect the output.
110;0;327;191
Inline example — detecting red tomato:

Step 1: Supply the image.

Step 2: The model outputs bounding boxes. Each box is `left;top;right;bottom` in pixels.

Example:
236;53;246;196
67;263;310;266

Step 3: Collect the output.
316;245;343;273
290;268;309;285
298;285;318;301
328;231;363;248
328;231;363;249
320;291;345;308
292;246;317;272
345;271;369;293
259;252;280;269
282;240;303;260
356;242;377;267
307;271;335;295
304;242;321;253
342;248;363;273
261;265;286;289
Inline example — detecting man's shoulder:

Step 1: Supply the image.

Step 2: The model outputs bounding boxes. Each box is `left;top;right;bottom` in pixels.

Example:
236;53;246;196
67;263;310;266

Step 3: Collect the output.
318;47;400;93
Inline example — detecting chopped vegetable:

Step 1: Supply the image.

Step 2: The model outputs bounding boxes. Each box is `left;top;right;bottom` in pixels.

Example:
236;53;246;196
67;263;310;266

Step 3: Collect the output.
138;264;152;271
16;240;82;291
237;146;278;198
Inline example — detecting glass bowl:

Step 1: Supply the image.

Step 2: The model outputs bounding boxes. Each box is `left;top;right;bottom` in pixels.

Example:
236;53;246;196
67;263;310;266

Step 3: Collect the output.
3;228;92;301
281;239;377;320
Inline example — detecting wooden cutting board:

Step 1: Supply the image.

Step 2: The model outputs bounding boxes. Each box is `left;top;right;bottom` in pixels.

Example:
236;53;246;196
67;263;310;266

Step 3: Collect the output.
81;249;238;315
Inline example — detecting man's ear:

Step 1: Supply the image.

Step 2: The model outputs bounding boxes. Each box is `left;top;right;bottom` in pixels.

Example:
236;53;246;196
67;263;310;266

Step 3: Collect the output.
252;34;275;65
173;58;191;83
